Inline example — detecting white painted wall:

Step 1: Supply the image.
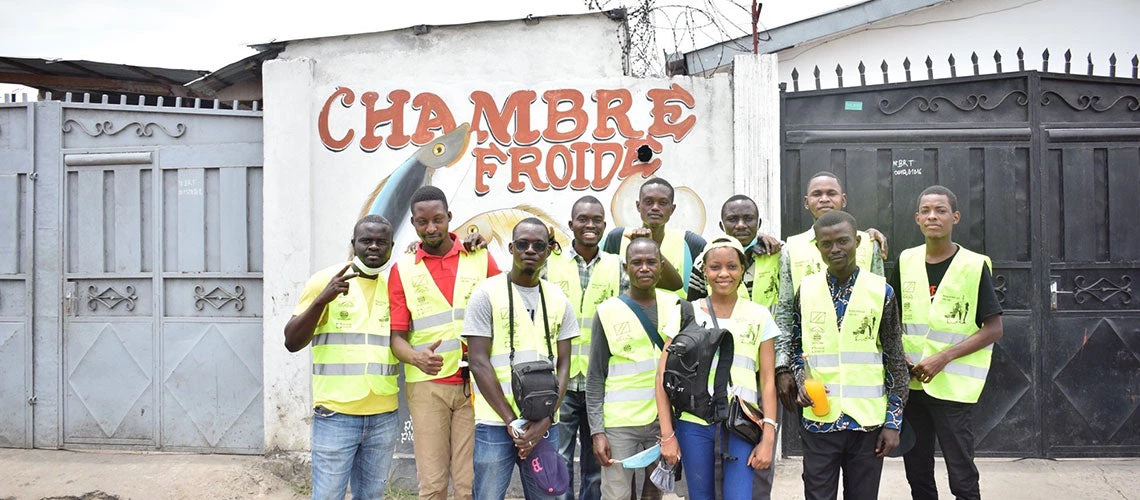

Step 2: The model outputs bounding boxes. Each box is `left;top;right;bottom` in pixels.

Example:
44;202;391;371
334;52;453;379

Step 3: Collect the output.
776;0;1140;90
262;12;757;453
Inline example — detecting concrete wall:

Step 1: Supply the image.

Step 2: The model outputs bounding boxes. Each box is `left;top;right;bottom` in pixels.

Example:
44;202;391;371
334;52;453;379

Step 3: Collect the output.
776;0;1140;89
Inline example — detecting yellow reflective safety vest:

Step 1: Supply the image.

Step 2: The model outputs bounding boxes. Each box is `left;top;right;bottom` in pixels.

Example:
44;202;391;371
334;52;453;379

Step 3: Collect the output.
398;249;489;382
471;274;567;422
546;250;622;380
595;290;681;428
680;297;773;425
786;227;876;293
311;264;399;404
737;251;781;308
799;271;888;427
899;245;992;403
618;227;690;299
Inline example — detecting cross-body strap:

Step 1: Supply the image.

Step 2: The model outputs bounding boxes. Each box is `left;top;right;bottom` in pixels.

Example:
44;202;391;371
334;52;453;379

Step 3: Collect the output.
619;294;664;350
508;275;554;365
705;298;735;421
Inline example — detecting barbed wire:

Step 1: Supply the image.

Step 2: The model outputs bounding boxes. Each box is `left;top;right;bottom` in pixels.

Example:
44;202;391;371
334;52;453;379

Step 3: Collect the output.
585;0;771;77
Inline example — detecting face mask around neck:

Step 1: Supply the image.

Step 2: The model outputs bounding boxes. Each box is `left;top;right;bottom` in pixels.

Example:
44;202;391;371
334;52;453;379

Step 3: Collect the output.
352;256;383;277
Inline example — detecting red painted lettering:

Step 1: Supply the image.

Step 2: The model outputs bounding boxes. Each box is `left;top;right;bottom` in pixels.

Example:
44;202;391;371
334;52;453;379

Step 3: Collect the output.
569;142;592;190
545;144;574;189
473;142;508;196
508;146;549;192
590;142;624;190
647;84;696;142
470;90;540;146
360;90;411;151
592;89;643;140
318;87;355;152
541;89;588;143
410;92;457;145
617;136;663;179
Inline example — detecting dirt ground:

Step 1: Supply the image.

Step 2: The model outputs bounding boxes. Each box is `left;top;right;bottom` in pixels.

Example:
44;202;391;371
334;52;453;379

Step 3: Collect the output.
1;447;1138;499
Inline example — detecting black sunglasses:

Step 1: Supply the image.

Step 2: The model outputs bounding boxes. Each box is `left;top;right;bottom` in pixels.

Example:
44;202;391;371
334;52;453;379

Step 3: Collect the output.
512;239;549;253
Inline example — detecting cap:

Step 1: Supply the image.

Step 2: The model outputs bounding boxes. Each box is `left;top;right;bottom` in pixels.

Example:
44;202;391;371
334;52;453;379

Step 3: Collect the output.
522;437;569;495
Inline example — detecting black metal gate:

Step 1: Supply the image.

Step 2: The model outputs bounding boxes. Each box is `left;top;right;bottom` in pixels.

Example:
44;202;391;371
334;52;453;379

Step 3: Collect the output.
779;62;1140;457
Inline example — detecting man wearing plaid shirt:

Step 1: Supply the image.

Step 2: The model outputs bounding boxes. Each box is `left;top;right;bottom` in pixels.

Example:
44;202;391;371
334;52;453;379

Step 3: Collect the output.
544;196;629;500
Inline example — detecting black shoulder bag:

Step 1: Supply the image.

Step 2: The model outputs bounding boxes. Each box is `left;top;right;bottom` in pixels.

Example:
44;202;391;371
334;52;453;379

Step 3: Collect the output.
508;277;560;421
708;298;765;445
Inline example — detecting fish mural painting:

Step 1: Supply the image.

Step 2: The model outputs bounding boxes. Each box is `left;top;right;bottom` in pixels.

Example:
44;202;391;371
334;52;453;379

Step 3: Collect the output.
358;122;472;235
457;205;570;265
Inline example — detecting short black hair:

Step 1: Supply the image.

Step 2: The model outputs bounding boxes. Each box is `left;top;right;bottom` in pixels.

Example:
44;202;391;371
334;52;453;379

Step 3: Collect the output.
571;195;604;217
512;217;551;240
353;214;392;237
917;185;958;212
808;171;844;192
625;236;662;261
721;194;760;218
410;185;448;211
814;209;857;234
640;177;675;202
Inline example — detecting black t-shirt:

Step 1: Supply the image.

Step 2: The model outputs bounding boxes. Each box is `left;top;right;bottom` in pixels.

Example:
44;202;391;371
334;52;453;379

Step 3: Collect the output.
889;247;1003;328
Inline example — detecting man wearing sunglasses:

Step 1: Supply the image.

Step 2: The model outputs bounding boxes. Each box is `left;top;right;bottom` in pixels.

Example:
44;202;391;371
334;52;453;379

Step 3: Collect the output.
388;186;501;500
465;218;580;499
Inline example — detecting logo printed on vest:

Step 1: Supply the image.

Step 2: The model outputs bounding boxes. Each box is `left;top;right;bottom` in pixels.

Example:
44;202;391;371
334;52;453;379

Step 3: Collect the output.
809;311;825;324
613;321;633;352
943;296;970;324
852;315;877;341
808;326;825;350
740;324;758;344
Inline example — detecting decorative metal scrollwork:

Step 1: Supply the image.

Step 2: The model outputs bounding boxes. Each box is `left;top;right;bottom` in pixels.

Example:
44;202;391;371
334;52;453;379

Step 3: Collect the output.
87;285;137;311
62;119;187;138
992;274;1007;305
879;91;1028;115
1040;91;1140;112
1072;275;1132;304
194;285;246;311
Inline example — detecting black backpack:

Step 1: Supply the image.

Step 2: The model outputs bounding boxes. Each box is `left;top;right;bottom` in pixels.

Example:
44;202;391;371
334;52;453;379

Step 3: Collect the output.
662;319;734;423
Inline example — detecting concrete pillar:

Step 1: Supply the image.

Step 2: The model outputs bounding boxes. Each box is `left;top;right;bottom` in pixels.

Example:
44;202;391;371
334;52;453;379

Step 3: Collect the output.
732;54;782;239
262;58;315;452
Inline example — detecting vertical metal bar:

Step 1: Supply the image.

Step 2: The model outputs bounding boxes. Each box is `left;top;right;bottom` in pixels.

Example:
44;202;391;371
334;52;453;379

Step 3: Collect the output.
1086;53;1094;76
858;61;866;86
881;60;889;84
23;102;36;447
150;150;162;451
813;66;820;90
994;50;1003;73
1109;54;1117;77
157;97;164;107
119;95;126;105
903;57;912;82
1042;49;1050;72
1064;49;1072;74
835;64;843;88
949;54;957;78
791;68;799;92
1017;48;1025;71
1026;71;1047;458
925;56;934;80
971;52;980;75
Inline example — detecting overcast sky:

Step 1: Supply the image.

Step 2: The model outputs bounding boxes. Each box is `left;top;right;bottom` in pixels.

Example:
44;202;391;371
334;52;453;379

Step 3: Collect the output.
1;0;859;95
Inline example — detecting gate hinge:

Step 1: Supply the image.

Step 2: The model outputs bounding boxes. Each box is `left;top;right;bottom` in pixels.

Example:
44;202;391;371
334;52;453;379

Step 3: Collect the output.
27;395;37;406
28;172;38;181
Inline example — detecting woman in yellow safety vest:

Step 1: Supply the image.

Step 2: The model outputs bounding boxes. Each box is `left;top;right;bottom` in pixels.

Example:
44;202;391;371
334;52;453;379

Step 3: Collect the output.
654;236;780;500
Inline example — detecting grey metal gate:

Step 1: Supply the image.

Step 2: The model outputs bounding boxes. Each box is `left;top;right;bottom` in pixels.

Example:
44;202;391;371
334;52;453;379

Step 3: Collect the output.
0;94;264;453
0;101;34;448
779;53;1140;457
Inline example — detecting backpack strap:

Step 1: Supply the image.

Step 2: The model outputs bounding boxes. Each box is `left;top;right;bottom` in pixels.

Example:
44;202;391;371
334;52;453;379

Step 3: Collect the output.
618;294;664;350
704;297;735;422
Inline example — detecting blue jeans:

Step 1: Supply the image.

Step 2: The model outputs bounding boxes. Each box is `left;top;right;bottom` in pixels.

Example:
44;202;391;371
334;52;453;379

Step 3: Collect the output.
474;422;561;500
557;391;601;500
675;419;756;500
310;407;399;500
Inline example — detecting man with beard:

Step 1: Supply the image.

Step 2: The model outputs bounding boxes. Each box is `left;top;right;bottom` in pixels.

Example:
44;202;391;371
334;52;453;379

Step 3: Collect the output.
465;218;579;499
544;196;628;500
388;186;500;500
284;214;401;500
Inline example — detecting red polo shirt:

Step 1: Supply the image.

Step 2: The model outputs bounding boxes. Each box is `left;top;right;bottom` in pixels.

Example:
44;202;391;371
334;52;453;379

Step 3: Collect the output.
389;233;500;384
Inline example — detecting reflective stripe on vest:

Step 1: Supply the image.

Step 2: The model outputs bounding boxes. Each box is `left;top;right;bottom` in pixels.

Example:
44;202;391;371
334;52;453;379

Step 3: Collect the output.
799;271;888;427
680;297;774;425
546;251;621;379
596;290;681;428
471;275;567;422
310;264;398;402
737;251;781;308
786;228;877;293
398;249;488;382
899;245;993;403
619;228;690;300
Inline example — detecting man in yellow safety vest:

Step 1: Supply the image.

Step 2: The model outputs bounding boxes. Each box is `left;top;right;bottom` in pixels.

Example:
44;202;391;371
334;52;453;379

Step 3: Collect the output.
894;185;1003;500
284;214;400;500
789;210;908;500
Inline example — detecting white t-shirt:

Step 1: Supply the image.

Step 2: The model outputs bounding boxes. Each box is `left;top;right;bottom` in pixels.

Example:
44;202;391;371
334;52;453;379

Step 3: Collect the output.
691;300;780;399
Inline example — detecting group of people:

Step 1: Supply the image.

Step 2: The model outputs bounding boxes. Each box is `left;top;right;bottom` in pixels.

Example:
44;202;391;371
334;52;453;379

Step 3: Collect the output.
285;172;1003;500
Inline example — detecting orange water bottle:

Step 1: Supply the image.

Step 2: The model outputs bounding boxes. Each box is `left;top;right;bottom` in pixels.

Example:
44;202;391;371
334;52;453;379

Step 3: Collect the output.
803;355;830;417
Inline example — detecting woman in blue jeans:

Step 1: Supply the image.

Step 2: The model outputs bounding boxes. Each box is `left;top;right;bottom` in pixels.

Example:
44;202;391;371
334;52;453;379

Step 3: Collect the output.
653;237;780;500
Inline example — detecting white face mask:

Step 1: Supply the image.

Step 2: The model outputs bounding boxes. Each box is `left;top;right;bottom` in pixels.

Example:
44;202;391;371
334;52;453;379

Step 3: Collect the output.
649;457;678;492
352;256;383;277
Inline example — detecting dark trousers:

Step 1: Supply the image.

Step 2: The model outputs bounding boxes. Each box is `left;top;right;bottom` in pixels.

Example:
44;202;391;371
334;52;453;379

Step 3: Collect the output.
903;390;980;500
800;427;884;500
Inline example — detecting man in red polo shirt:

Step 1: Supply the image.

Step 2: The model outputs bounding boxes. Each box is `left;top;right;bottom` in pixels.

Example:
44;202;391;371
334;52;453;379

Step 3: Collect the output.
390;186;500;500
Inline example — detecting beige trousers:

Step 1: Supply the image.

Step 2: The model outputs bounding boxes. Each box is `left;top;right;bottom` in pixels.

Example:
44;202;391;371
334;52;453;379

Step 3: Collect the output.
406;381;475;500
